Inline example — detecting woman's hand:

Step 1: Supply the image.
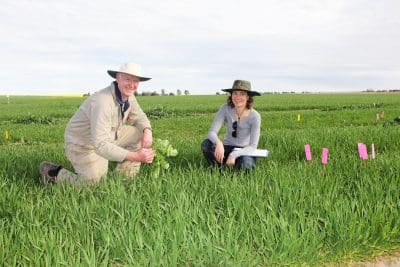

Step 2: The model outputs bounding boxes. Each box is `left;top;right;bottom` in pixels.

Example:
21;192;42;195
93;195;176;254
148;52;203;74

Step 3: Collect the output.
214;141;224;163
226;155;236;167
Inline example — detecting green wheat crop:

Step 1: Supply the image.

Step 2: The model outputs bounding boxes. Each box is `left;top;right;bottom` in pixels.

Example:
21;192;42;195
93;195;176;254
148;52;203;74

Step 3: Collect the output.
0;93;399;266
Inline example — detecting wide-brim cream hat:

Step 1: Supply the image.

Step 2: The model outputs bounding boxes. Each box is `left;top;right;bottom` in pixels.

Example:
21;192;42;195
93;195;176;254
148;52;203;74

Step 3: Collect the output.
107;62;151;81
221;80;261;96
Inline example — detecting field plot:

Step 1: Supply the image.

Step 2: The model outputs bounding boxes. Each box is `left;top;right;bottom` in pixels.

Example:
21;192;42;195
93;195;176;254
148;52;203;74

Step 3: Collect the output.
0;93;399;265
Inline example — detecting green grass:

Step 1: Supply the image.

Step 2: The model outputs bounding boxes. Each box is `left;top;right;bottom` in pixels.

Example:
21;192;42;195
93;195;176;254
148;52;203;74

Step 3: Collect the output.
0;93;400;265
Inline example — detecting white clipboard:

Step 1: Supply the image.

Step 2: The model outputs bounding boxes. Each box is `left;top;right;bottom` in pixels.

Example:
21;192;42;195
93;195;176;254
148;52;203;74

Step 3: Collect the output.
233;148;269;157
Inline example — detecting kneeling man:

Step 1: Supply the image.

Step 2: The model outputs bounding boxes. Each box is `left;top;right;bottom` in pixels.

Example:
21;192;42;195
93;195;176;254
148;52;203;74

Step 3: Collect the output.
40;62;155;185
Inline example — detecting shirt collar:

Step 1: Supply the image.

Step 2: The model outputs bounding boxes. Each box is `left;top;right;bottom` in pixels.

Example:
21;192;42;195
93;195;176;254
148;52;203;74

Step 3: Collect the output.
114;81;127;105
114;82;130;116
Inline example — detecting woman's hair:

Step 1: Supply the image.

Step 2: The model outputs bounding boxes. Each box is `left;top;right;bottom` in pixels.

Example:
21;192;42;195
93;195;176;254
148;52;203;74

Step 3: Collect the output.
227;92;254;109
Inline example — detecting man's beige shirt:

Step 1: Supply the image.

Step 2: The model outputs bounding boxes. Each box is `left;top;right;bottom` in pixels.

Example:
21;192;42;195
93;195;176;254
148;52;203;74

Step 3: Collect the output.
64;82;151;162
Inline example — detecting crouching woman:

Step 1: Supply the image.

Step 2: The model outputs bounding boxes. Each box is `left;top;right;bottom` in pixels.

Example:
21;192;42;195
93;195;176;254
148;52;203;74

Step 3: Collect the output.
201;80;261;170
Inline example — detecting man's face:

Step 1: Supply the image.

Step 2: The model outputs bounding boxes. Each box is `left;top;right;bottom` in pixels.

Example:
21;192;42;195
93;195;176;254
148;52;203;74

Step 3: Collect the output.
116;73;140;99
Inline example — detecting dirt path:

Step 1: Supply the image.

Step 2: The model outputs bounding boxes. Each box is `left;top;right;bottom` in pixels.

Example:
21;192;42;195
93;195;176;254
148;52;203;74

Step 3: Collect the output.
349;251;400;267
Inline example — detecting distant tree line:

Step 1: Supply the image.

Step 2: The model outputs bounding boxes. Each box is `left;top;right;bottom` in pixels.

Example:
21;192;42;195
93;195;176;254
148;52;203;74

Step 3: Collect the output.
84;88;400;97
83;89;191;97
133;89;190;97
363;89;400;93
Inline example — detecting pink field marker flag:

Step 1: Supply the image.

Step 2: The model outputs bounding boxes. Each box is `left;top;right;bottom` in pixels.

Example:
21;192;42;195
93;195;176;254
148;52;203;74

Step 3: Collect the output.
304;144;312;161
321;148;329;165
371;143;375;159
358;143;368;160
357;143;363;158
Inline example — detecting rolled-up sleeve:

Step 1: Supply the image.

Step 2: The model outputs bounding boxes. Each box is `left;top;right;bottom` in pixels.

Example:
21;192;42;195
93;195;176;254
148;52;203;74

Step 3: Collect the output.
126;96;151;132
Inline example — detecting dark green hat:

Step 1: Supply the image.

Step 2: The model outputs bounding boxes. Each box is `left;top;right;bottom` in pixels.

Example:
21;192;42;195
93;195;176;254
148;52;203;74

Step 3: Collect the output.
221;80;261;96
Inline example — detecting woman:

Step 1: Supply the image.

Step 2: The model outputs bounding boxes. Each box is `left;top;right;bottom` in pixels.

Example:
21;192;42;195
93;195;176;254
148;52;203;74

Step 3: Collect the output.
201;80;261;170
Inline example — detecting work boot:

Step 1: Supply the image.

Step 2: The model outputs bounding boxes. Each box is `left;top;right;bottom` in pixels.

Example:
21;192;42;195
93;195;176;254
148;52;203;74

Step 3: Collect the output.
39;161;62;184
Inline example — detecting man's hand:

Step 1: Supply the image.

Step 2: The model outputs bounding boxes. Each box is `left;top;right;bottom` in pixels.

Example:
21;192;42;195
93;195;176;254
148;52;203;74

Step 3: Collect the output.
126;148;155;163
141;128;153;148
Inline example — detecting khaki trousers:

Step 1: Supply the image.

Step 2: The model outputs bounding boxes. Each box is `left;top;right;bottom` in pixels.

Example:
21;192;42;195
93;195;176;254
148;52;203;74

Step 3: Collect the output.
58;125;142;185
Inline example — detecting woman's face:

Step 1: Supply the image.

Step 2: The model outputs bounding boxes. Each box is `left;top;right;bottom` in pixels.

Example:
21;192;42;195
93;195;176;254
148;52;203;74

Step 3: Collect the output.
232;90;249;108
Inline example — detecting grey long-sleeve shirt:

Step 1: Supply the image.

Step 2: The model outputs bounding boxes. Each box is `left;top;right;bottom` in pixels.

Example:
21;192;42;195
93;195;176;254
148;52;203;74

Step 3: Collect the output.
207;104;261;158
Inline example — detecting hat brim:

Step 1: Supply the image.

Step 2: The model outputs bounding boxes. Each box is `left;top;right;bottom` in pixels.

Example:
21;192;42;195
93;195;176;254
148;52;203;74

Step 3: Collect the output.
221;88;261;96
107;70;151;82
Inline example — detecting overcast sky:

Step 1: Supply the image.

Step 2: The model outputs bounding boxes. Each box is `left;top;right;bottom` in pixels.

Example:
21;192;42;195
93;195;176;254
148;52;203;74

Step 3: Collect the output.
1;0;399;95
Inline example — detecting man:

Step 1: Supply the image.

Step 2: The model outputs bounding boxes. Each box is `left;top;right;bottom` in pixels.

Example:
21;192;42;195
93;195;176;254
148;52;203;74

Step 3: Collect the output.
39;62;155;185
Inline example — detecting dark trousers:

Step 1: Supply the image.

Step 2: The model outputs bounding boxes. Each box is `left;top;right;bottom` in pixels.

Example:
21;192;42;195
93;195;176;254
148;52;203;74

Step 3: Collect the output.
201;139;257;170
